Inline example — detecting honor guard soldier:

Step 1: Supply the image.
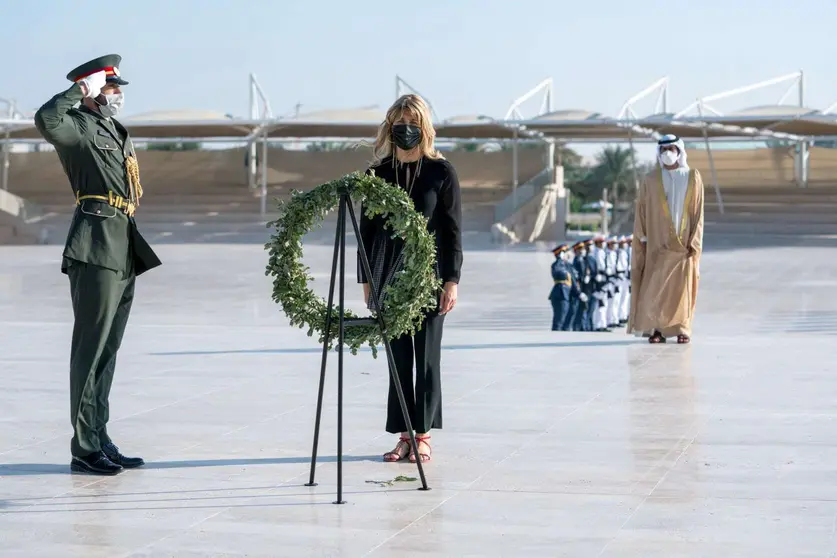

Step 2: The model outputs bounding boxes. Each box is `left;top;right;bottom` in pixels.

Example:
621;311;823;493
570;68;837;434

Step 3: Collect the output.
582;238;599;331
567;241;588;331
548;244;573;331
590;236;610;332
616;236;631;326
34;54;162;475
605;237;621;328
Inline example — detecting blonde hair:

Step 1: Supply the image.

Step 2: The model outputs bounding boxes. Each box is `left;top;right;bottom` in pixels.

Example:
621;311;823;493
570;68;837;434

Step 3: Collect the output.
371;94;444;165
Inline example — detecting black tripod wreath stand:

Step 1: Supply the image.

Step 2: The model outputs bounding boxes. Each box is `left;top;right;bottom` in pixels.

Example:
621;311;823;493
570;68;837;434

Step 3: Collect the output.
304;184;430;504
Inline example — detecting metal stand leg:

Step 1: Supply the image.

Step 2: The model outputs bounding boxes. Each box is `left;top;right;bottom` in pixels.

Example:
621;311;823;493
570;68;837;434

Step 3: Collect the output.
305;195;343;488
346;198;430;491
335;196;347;505
304;190;431;505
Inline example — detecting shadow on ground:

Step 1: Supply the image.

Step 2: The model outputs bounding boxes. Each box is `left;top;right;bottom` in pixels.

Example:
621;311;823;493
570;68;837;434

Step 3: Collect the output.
0;454;380;477
150;339;640;357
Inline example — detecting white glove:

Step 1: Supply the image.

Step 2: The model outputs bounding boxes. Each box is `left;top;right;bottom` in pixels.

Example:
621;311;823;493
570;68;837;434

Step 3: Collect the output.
580;293;588;302
79;70;107;98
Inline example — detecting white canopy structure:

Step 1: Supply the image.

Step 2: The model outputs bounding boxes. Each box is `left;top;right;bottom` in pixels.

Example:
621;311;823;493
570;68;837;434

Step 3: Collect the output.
2;70;836;217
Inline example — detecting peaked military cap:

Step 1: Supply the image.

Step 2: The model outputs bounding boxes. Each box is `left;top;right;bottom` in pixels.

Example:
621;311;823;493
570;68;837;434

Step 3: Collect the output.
572;241;586;250
552;244;569;255
66;54;128;86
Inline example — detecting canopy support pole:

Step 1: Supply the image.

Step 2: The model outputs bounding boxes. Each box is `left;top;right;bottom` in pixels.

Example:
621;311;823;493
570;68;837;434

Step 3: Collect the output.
260;129;268;218
697;103;724;214
1;128;9;192
512;128;519;211
626;127;640;230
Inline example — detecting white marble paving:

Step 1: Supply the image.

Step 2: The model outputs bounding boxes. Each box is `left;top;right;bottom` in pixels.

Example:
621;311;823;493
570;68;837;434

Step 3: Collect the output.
2;238;837;557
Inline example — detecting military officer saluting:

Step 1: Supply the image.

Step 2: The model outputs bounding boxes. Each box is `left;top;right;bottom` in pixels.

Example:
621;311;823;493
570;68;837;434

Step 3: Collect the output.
35;54;161;475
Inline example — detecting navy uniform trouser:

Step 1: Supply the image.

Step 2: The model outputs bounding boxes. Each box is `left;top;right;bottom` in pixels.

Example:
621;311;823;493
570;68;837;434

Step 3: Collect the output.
574;300;588;331
551;298;570;331
586;297;599;331
564;297;579;331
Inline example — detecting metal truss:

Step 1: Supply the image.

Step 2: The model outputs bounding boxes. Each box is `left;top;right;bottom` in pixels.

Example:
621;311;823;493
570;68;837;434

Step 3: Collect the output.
0;98;25;120
617;77;669;120
631;71;808;149
0;97;26;192
822;98;837;115
675;71;804;118
249;73;273;120
246;73;275;215
503;78;553;121
500;78;556;215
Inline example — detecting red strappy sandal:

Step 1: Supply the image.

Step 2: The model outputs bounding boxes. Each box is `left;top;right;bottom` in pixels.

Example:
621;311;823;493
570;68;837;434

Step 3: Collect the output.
383;437;410;462
409;435;432;463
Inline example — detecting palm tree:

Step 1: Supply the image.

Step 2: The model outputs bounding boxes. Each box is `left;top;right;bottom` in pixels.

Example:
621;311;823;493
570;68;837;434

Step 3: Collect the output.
584;147;635;200
595;146;636;202
571;146;638;233
305;141;355;152
554;145;586;191
451;141;481;152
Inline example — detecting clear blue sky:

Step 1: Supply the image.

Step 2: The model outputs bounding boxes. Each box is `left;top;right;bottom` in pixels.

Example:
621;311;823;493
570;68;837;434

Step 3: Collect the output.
2;0;834;157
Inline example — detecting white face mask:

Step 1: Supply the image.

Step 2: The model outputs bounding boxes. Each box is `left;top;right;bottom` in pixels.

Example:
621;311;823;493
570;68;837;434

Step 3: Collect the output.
660;150;678;167
97;92;124;118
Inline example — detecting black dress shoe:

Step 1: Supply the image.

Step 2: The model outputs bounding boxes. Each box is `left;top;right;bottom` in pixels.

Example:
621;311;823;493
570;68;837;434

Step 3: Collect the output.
71;452;122;475
103;442;145;469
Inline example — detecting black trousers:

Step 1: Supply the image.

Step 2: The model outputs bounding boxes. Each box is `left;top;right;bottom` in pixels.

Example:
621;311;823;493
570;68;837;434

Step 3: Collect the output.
386;311;445;434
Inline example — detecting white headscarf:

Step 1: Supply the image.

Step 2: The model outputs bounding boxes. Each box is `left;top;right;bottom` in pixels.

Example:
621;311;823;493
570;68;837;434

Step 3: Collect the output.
657;134;689;170
657;134;690;230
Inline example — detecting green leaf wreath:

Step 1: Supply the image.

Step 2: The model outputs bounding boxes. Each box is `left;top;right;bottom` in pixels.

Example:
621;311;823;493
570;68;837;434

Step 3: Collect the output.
265;171;441;357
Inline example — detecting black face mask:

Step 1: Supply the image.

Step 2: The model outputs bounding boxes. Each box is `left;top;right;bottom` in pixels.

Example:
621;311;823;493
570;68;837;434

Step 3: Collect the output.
391;124;422;151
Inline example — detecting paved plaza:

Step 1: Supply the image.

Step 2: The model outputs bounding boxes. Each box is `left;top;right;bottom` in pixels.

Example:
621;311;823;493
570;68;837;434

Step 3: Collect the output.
2;234;837;557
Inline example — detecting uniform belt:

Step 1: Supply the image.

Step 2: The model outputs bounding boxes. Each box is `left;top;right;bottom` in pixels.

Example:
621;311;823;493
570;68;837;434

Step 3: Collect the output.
76;191;136;217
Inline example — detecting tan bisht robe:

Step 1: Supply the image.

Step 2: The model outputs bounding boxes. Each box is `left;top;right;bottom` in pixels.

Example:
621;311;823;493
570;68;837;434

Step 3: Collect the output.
627;168;704;338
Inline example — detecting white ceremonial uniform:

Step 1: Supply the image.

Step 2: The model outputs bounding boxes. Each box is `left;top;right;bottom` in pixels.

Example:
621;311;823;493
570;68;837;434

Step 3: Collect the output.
592;244;609;330
606;245;619;326
617;242;630;322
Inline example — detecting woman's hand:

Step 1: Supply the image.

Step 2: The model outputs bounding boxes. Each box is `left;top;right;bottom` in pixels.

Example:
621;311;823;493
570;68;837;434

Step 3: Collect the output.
440;282;458;314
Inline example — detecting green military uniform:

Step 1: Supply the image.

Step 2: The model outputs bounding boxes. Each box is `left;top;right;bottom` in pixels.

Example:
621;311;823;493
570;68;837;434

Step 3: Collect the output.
34;54;161;462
